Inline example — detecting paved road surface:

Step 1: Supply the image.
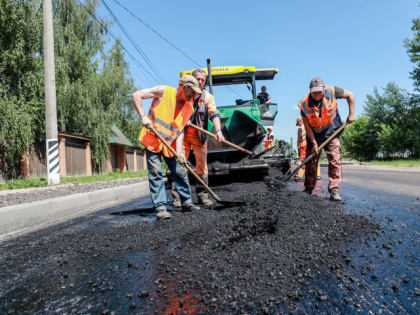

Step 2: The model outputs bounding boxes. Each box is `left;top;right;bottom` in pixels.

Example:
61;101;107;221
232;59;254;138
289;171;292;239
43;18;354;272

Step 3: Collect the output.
290;165;419;313
0;165;419;313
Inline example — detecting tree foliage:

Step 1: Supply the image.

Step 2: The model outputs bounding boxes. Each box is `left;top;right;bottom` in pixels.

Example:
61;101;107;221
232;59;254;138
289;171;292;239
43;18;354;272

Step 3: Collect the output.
404;13;420;91
343;9;420;161
342;116;377;161
0;0;142;177
342;83;420;160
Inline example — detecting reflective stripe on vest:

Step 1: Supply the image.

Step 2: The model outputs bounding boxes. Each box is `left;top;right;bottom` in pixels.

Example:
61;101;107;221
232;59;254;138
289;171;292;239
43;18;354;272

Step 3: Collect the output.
265;132;275;149
138;86;194;157
298;86;338;134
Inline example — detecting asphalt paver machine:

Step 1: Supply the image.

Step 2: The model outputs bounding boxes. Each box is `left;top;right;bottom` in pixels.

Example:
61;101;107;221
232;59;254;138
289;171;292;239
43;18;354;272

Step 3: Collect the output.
181;61;287;178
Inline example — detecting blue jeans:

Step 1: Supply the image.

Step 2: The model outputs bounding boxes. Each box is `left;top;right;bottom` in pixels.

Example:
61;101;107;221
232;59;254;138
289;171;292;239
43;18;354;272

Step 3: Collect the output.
146;150;192;211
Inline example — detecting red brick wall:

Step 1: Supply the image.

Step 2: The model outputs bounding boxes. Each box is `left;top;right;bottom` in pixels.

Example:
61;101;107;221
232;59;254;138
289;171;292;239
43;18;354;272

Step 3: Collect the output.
117;145;127;172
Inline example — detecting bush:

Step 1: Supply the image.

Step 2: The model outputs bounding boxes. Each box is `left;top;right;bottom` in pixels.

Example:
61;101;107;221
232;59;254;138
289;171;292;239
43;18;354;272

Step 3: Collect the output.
342;116;377;161
0;96;34;178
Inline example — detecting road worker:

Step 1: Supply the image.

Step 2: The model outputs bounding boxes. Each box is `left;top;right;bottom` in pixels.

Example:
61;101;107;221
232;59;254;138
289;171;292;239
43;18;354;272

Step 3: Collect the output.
172;69;225;207
132;75;201;219
295;117;307;180
295;117;320;180
297;77;355;201
257;85;272;104
263;127;275;152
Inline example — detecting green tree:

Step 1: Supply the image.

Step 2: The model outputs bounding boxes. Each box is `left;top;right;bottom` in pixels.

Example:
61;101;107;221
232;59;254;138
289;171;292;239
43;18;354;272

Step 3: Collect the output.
342;116;377;160
99;41;142;148
404;13;420;91
0;0;142;177
0;0;43;177
404;10;420;157
363;82;419;158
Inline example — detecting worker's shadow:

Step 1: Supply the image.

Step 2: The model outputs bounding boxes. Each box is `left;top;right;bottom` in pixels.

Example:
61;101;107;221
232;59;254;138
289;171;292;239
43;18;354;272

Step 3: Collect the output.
110;206;177;217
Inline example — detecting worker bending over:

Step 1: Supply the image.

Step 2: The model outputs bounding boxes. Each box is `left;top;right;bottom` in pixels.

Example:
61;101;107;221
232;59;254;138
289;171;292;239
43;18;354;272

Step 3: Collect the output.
172;69;225;207
297;77;355;201
132;75;201;219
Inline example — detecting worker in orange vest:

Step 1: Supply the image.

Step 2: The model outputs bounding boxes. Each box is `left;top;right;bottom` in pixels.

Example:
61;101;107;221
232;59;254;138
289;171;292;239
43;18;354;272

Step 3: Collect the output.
263;127;275;151
295;117;320;180
132;75;202;219
297;77;355;201
295;117;307;180
172;69;225;208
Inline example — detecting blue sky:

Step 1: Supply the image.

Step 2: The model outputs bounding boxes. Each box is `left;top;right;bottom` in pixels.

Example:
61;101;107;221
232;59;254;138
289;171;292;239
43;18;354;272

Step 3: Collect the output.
96;0;418;148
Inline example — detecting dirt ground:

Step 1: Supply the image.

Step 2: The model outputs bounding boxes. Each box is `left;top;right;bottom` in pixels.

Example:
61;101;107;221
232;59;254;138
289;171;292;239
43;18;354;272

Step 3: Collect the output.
0;165;418;314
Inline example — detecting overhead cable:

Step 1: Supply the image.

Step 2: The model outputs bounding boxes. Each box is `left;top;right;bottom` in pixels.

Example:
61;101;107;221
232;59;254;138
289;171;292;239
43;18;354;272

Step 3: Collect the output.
100;0;168;84
77;0;159;87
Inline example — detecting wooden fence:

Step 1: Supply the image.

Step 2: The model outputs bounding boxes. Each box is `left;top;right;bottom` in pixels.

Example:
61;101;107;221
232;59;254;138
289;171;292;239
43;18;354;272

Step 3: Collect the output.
28;141;47;177
64;138;87;176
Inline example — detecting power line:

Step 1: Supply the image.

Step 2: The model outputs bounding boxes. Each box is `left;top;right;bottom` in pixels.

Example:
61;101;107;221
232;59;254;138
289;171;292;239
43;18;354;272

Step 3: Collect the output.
100;0;168;84
79;0;244;98
111;0;201;67
77;0;157;87
109;0;244;99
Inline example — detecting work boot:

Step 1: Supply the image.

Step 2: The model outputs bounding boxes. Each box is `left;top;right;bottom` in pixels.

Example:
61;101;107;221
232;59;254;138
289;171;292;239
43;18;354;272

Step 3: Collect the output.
198;193;214;207
182;202;200;212
303;188;313;194
196;174;213;206
156;209;172;219
172;198;181;209
330;189;342;201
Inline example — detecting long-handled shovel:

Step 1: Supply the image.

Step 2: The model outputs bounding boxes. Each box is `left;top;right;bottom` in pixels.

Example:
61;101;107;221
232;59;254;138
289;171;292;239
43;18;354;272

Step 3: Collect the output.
187;122;273;159
149;126;245;207
248;144;276;159
284;123;347;182
187;122;254;155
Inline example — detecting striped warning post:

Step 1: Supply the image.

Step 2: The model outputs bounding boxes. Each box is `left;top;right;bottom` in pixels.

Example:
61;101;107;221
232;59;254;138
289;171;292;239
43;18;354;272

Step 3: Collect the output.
46;138;60;185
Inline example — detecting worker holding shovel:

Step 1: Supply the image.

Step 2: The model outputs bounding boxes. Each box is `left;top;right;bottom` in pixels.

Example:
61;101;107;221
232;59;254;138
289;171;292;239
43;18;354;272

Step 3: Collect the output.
295;117;321;181
298;77;355;201
172;69;225;207
132;75;202;219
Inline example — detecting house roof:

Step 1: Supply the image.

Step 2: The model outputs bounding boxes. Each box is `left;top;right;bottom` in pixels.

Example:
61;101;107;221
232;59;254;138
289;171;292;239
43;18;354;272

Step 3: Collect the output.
109;124;134;147
58;132;90;141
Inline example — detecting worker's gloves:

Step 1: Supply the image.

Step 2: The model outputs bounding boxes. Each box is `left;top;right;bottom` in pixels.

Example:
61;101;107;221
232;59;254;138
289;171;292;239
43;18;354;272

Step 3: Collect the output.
141;116;153;129
176;153;187;166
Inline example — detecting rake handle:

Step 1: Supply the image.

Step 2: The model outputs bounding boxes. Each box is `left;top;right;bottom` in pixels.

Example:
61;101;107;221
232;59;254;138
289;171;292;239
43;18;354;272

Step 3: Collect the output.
284;123;347;181
249;144;276;159
188;122;254;155
149;127;221;202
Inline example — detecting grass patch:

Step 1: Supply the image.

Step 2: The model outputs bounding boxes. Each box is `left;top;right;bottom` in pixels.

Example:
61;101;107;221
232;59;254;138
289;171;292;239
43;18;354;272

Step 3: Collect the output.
0;170;148;191
0;177;49;191
367;159;420;168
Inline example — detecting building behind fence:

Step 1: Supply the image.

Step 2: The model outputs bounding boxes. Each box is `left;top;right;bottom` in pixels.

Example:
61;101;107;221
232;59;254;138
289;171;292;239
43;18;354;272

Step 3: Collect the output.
19;125;146;179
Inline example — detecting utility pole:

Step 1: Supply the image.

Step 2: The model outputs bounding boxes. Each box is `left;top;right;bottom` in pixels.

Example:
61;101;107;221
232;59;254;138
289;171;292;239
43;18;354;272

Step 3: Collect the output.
43;0;60;185
207;59;213;95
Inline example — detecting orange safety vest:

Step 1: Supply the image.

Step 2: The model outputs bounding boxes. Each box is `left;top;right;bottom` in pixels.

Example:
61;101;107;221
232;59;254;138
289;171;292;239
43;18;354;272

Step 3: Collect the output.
298;86;338;134
297;124;307;150
138;86;194;157
265;131;275;149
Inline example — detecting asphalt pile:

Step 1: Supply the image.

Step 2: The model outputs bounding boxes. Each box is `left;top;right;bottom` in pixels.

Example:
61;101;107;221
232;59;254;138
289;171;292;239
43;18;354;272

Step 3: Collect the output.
0;167;381;314
150;167;380;313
